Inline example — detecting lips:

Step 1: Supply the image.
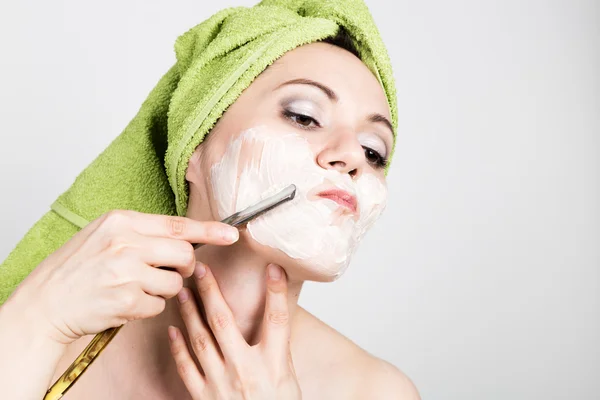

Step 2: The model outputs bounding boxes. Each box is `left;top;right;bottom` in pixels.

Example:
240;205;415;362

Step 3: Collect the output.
317;188;358;213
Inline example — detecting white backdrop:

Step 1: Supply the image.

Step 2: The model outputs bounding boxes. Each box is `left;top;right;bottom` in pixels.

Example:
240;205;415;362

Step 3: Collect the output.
0;1;598;399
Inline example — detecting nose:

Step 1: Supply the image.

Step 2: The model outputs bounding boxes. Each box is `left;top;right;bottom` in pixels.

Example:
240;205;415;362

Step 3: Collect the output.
316;130;364;178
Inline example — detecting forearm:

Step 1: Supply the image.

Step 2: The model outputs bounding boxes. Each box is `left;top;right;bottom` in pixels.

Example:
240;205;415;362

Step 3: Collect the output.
0;292;67;399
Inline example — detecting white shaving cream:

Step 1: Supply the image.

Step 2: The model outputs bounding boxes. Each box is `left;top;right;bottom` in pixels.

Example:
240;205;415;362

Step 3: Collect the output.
210;126;387;278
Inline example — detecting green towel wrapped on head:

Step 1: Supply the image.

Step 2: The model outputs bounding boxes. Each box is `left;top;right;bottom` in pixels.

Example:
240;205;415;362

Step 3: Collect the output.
0;0;397;304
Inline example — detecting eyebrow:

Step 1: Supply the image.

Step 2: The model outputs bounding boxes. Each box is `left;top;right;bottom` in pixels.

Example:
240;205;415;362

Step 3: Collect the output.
276;78;338;101
275;78;395;138
367;113;394;136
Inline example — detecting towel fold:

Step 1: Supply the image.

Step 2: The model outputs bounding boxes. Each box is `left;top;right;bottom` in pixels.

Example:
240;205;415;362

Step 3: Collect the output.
0;0;397;305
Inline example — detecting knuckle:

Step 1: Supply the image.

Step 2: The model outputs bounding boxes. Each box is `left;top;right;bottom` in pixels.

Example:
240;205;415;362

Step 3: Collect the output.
102;260;124;284
198;279;213;294
231;373;258;394
103;209;130;229
170;273;184;293
166;216;187;238
170;337;185;356
153;298;167;315
210;312;230;332
176;360;192;378
180;241;195;267
180;262;196;279
267;310;289;326
106;235;131;255
162;277;183;299
179;298;193;317
117;290;138;312
191;333;210;353
268;282;287;294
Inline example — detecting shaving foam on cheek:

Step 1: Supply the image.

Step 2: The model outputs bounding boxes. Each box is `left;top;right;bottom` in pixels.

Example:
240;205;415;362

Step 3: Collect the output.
209;126;387;279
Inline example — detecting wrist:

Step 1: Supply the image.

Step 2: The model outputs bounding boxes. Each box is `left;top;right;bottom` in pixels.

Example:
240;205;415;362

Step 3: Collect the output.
0;289;70;399
1;287;70;349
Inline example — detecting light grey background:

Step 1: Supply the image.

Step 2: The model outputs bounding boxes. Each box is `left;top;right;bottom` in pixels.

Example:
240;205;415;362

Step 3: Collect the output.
0;1;598;399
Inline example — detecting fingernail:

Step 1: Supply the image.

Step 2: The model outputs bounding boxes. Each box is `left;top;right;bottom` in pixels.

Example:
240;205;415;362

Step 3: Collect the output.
194;262;207;279
222;227;239;243
268;264;282;280
177;289;188;303
168;326;177;341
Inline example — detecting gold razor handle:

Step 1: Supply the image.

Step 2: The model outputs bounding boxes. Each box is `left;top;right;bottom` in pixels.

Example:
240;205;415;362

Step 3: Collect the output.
43;326;122;400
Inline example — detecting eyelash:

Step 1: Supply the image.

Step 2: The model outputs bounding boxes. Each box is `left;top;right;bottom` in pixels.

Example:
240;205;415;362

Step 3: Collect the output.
281;109;388;169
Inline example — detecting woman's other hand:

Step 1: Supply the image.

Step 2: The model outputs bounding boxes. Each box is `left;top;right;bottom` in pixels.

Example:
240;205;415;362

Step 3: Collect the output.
11;209;239;345
169;263;302;400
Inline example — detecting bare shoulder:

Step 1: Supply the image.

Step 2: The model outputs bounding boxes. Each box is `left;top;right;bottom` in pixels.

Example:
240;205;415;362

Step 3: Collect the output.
294;307;420;400
359;357;421;400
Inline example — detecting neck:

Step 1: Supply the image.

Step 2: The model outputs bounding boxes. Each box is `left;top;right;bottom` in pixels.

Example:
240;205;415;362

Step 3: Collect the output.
185;233;304;344
176;179;305;343
111;232;305;395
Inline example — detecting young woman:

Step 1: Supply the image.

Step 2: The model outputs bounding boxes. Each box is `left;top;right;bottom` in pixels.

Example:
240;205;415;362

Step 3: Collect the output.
0;1;419;398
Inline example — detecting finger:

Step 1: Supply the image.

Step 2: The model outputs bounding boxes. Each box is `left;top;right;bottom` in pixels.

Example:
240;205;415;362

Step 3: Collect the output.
97;209;239;246
113;284;166;322
131;234;197;278
168;325;205;398
131;293;167;320
260;264;291;361
193;262;248;363
134;264;184;299
287;346;298;377
176;287;224;380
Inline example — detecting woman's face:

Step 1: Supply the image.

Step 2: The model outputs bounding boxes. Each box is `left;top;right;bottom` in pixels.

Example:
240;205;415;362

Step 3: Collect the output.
186;42;394;282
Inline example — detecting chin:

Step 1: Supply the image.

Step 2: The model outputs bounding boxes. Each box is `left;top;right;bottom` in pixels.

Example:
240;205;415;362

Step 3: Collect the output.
242;229;354;283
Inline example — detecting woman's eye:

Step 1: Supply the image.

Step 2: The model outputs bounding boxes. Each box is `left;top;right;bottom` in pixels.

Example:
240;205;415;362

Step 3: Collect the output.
282;110;320;129
363;146;388;168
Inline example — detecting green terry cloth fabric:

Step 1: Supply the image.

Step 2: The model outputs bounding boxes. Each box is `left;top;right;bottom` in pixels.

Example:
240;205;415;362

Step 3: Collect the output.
0;0;397;305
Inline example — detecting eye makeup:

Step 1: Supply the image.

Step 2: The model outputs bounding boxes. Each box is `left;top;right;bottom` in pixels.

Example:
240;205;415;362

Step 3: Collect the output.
358;132;388;168
281;109;320;130
277;95;390;169
280;97;327;128
357;133;387;159
282;99;322;118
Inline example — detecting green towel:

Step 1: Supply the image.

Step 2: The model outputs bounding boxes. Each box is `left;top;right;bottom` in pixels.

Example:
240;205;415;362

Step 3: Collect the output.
0;0;397;305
